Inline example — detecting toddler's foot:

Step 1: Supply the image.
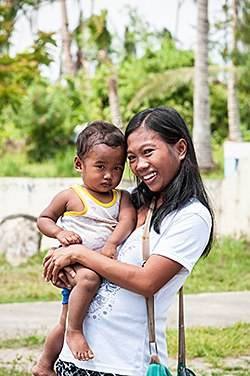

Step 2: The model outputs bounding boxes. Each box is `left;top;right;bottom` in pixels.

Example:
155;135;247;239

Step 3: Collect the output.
32;361;56;376
66;327;94;361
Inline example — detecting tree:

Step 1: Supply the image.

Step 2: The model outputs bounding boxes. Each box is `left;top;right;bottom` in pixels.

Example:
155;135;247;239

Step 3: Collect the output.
0;1;55;112
174;0;186;43
88;10;123;130
227;0;242;141
193;0;214;170
60;0;76;77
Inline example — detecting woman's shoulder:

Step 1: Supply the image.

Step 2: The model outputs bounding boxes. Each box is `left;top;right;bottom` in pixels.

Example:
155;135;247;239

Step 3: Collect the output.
181;198;211;219
160;198;212;231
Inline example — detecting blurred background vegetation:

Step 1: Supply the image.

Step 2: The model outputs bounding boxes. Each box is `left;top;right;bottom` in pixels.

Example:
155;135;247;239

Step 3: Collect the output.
1;0;250;178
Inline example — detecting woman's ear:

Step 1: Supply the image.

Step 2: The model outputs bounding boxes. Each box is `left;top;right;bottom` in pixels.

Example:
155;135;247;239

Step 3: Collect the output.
176;139;187;161
74;156;83;173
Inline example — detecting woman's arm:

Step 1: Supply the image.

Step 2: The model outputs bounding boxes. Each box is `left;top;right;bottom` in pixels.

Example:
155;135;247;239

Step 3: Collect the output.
42;245;182;297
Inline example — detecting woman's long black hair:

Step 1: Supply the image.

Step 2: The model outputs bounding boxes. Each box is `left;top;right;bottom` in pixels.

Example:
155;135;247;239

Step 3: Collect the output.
125;106;214;258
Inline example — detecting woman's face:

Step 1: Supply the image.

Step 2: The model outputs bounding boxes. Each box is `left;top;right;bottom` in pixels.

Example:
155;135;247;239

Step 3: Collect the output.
127;126;187;200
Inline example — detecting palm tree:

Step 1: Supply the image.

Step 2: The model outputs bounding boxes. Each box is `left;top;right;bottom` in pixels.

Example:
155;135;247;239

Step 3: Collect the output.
88;10;123;130
60;0;76;77
193;0;214;170
174;0;186;43
227;0;242;141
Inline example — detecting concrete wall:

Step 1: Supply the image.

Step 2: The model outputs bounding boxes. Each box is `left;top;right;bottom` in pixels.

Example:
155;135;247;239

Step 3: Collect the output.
0;158;249;250
205;157;250;240
0;177;136;250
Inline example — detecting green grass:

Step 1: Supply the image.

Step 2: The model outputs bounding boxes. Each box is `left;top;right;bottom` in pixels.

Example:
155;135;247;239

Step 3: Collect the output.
0;251;59;303
166;322;250;364
184;237;250;293
0;334;46;349
0;237;249;304
0;368;31;376
0;323;249;376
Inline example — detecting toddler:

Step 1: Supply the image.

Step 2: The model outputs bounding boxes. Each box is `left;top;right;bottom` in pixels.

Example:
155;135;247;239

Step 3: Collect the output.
32;121;136;376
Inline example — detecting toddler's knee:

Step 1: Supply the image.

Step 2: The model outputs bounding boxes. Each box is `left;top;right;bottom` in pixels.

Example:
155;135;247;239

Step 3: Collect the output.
76;269;101;291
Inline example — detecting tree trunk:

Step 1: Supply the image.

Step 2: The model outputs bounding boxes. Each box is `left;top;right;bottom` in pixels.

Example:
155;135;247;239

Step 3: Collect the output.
108;70;123;131
60;0;76;77
193;0;214;170
227;0;242;142
174;0;186;42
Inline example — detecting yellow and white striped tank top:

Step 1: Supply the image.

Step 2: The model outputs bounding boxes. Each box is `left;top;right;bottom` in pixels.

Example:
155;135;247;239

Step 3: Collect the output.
61;184;121;253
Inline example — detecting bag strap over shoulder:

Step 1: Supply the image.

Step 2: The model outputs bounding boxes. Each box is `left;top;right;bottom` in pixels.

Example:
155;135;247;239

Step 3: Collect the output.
142;198;186;366
142;198;160;365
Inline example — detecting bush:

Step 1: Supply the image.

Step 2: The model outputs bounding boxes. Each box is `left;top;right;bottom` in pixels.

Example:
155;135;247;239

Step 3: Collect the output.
12;82;75;162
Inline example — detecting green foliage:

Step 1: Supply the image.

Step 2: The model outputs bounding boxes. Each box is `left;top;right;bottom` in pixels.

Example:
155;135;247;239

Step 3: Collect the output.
10;82;75;162
209;81;228;144
2;4;250;166
88;9;112;55
119;36;195;125
201;145;224;180
0;147;78;177
0;32;56;112
54;145;78;177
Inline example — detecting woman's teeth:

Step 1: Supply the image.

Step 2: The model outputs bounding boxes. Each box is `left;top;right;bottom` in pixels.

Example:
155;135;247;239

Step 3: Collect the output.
143;172;157;181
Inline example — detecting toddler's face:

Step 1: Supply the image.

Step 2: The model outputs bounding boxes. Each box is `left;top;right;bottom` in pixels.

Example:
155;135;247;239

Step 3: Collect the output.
79;144;125;193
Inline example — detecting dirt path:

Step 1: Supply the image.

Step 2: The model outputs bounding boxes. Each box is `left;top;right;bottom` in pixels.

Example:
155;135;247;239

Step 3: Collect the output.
1;291;250;375
1;348;249;376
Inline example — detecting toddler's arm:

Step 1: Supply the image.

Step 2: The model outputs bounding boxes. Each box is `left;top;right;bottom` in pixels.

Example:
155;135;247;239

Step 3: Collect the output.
37;189;82;246
101;190;136;258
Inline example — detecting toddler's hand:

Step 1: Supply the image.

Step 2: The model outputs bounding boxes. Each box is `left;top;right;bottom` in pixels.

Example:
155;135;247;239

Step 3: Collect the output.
57;230;82;246
101;242;117;259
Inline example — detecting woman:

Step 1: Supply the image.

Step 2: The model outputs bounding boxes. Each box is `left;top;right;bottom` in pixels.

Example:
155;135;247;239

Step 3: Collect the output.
43;106;214;376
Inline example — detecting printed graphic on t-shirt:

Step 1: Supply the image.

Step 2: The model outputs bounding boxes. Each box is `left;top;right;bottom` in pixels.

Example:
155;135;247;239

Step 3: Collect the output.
86;279;120;320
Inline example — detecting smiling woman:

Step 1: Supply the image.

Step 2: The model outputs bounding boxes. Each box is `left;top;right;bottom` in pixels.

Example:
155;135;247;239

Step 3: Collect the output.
41;107;214;376
127;126;187;202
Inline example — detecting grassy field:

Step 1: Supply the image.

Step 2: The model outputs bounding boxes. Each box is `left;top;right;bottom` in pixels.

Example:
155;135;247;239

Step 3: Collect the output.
0;321;249;376
0;237;249;304
0;236;249;375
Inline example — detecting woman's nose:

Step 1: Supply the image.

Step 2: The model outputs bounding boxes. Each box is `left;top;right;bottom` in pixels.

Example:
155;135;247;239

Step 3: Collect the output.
136;157;149;171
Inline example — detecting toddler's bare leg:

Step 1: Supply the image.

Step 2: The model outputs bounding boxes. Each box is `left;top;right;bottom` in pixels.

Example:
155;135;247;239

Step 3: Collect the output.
32;303;68;376
66;265;101;361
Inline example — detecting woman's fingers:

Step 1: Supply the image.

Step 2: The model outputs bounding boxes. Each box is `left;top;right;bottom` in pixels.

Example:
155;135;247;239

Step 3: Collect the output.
42;247;57;267
42;245;77;285
43;256;55;282
53;271;72;289
64;265;76;278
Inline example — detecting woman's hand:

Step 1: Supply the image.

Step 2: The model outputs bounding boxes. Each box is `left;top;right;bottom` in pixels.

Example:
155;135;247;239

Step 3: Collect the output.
42;246;76;284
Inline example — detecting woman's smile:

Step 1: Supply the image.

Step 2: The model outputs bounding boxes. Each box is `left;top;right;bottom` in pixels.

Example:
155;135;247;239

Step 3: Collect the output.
127;126;182;197
141;171;158;184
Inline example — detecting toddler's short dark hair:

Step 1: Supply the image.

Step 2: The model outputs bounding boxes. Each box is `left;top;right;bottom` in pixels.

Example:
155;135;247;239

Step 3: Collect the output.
77;121;126;161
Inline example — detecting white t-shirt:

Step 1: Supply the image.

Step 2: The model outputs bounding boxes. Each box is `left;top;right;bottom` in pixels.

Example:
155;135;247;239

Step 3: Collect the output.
59;198;212;376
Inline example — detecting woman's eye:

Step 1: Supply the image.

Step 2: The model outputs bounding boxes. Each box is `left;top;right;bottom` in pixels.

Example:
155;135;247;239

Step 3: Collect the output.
144;149;153;155
128;155;135;162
